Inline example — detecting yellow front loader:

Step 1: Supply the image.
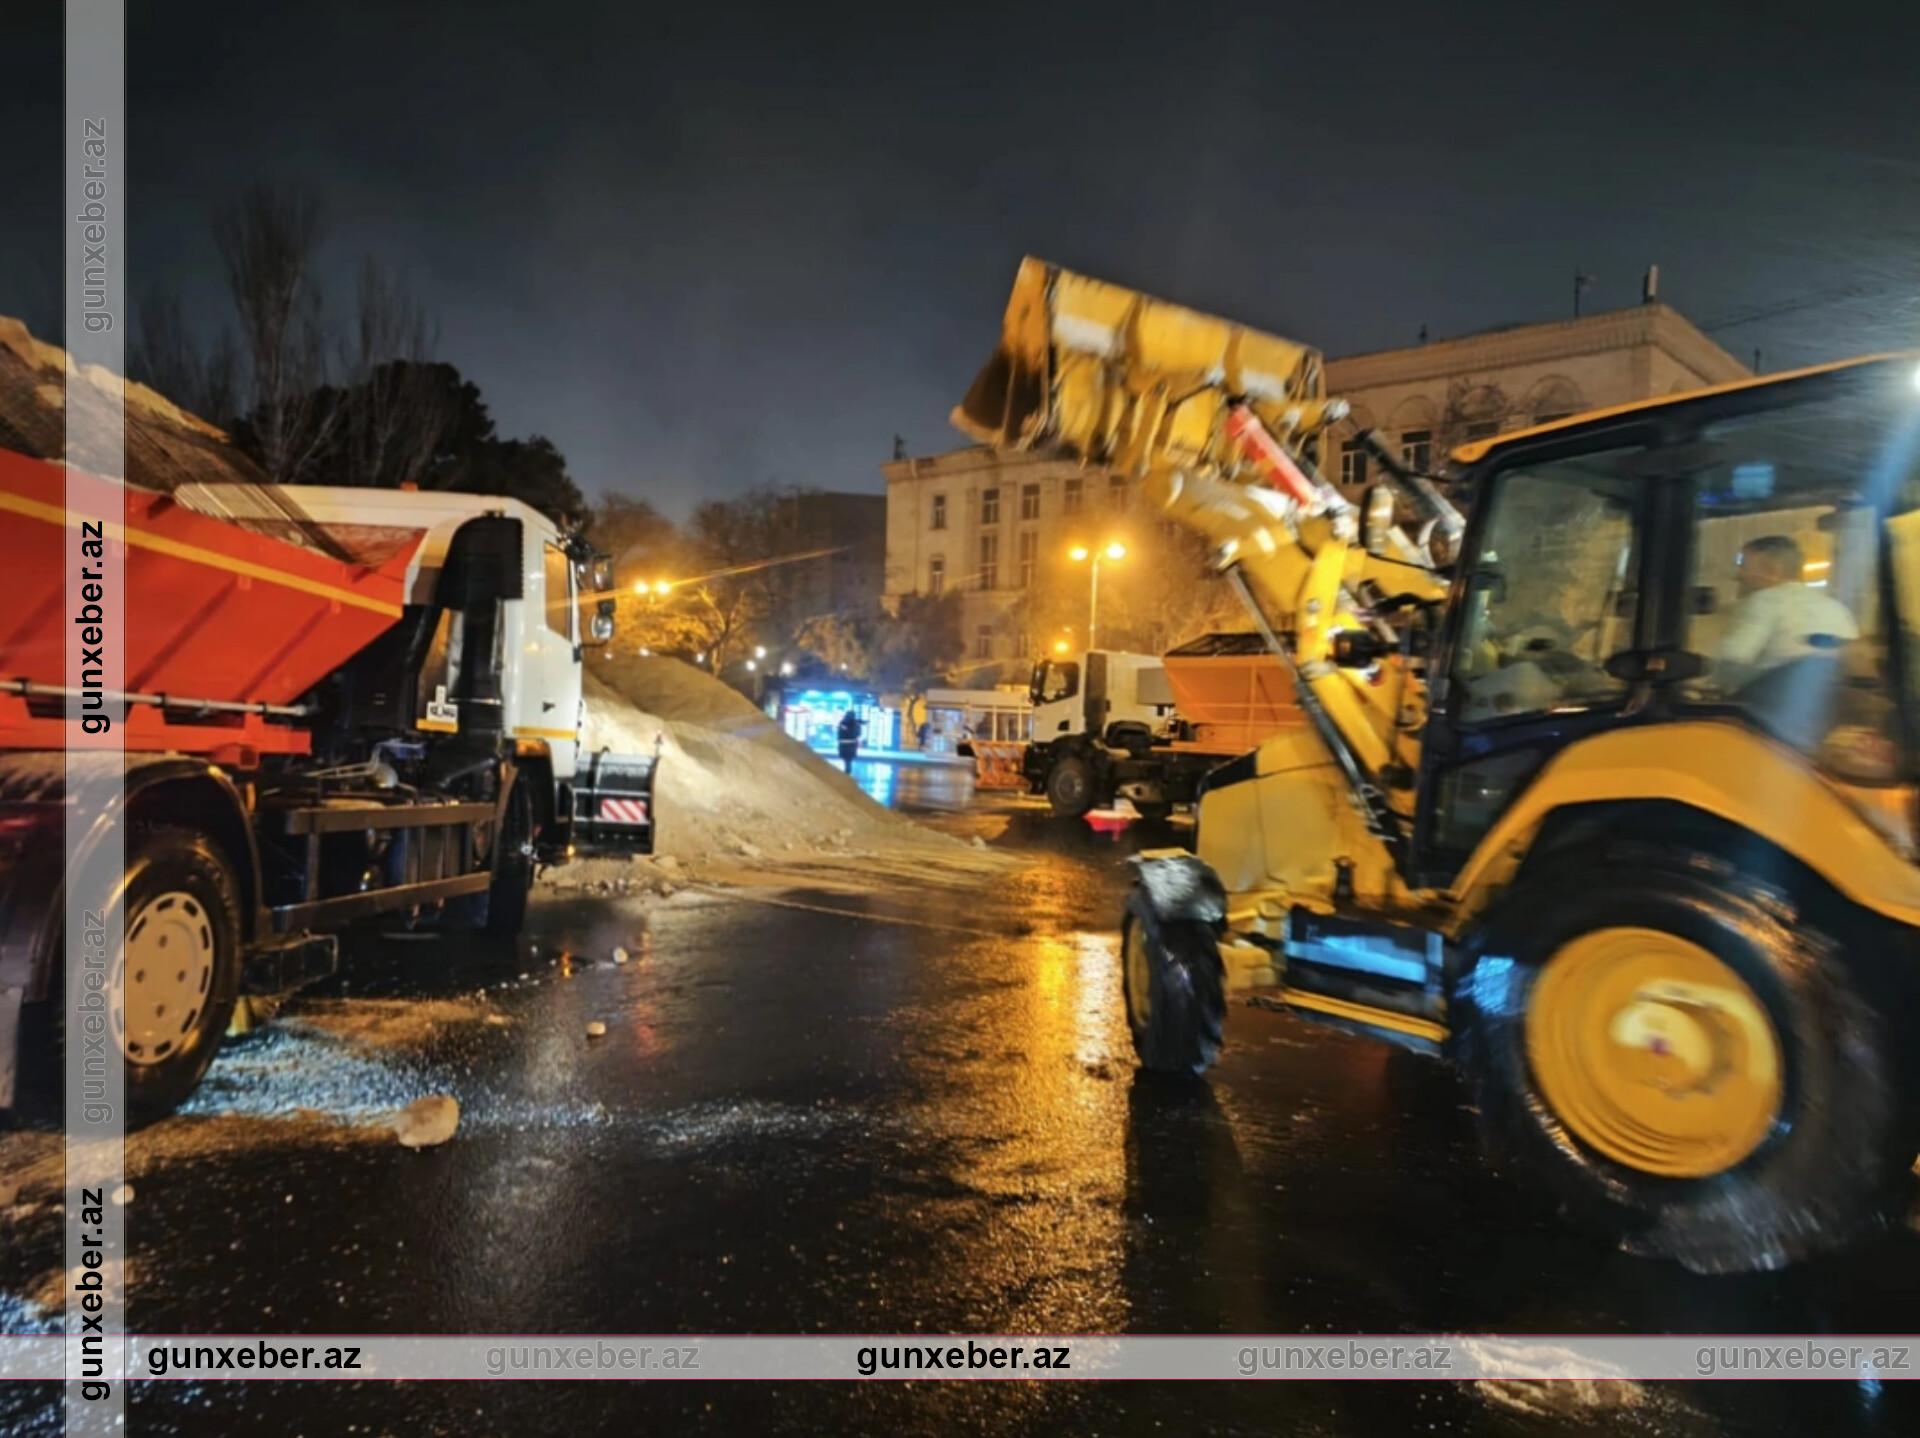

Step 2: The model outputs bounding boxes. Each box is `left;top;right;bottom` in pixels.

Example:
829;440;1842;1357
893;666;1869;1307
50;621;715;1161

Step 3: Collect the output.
957;257;1920;1272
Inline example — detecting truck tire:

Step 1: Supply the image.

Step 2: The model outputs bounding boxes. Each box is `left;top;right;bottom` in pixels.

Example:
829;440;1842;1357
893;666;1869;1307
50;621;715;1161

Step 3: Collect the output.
1122;886;1225;1075
1046;754;1096;818
1456;862;1911;1273
483;780;535;938
110;826;245;1125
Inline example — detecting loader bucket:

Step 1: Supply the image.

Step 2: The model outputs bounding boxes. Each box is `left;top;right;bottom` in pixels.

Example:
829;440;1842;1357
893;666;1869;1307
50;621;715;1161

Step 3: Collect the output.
952;256;1340;475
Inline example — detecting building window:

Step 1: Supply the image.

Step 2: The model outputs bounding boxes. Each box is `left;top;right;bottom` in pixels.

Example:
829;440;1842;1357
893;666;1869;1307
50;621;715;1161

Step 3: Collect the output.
1340;440;1368;488
978;533;998;589
1400;429;1431;473
1464;420;1499;441
930;493;947;530
975;624;994;660
1020;483;1040;520
927;555;945;595
1063;477;1083;514
1108;474;1128;511
1533;411;1573;426
980;487;1000;524
1017;530;1038;588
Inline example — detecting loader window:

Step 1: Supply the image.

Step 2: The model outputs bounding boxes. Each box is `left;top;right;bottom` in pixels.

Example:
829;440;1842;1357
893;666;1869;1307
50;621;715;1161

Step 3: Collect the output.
1678;378;1920;781
1449;453;1643;725
542;542;574;640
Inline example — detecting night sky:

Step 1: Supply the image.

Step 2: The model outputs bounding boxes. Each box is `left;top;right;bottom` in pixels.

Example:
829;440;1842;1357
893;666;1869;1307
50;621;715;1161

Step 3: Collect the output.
5;2;1918;514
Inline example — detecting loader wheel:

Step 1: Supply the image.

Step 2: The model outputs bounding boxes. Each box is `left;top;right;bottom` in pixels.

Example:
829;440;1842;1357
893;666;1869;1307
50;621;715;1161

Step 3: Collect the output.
111;827;244;1124
1458;863;1908;1272
1122;888;1225;1075
1046;755;1095;818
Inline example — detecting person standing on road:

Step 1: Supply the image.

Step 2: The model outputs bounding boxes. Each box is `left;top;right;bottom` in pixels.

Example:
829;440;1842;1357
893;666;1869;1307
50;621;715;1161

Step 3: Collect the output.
837;708;863;773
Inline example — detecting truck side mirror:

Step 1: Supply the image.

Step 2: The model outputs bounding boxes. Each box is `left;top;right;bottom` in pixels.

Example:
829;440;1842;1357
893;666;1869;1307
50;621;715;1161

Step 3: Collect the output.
590;598;615;643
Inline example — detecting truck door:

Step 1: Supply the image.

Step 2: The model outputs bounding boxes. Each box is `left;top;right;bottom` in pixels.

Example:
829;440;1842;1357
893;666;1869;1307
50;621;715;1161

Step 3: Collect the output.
510;537;582;783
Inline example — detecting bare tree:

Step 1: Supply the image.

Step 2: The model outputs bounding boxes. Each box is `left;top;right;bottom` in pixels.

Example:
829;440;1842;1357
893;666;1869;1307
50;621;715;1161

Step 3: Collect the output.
213;184;334;480
127;285;238;423
338;257;449;487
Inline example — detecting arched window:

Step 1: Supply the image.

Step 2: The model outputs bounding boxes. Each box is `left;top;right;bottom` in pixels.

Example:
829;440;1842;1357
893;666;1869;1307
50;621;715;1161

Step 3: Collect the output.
1521;374;1587;426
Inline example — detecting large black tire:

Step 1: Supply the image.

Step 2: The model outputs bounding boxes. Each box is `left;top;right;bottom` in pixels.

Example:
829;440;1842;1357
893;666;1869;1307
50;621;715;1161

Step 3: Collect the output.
1046;754;1096;818
482;780;534;938
1456;861;1911;1273
111;827;245;1125
1122;887;1226;1075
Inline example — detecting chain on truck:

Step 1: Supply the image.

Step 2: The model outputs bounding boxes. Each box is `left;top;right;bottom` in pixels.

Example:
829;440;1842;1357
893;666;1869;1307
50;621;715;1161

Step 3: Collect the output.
0;443;660;1121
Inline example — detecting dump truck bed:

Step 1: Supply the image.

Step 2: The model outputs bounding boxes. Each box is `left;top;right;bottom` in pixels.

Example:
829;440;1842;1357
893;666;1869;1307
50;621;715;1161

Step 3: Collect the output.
0;449;420;755
1161;632;1303;754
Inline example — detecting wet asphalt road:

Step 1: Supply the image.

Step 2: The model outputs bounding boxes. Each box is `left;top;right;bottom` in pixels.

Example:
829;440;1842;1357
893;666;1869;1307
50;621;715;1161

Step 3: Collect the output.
4;776;1920;1436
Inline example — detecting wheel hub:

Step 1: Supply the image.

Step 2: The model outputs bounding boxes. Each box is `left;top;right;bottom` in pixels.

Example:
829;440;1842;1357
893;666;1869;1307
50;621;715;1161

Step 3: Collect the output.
111;890;215;1067
1525;927;1782;1178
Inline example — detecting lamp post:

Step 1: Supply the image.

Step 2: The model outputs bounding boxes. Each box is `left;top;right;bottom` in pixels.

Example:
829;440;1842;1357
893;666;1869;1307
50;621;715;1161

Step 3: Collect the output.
1068;541;1126;649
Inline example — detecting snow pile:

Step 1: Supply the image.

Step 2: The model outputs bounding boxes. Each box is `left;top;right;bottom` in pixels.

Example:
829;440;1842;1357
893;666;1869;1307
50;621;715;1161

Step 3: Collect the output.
572;657;1000;887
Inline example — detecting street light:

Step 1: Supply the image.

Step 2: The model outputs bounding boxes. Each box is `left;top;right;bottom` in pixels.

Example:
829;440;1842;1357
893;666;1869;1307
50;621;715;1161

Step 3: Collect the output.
1068;539;1127;649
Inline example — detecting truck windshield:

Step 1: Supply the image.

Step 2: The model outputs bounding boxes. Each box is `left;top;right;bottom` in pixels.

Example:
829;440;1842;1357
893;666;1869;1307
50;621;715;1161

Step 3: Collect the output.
1678;362;1920;784
1031;660;1078;704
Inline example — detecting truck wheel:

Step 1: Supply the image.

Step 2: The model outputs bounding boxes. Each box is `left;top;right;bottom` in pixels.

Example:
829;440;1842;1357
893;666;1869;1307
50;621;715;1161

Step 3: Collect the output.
111;827;244;1125
1122;887;1225;1075
483;781;534;938
1046;754;1095;818
1457;864;1909;1272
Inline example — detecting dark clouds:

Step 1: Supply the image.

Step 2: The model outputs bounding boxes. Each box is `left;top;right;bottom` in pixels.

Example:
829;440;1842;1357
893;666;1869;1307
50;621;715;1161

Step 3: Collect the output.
4;2;1918;513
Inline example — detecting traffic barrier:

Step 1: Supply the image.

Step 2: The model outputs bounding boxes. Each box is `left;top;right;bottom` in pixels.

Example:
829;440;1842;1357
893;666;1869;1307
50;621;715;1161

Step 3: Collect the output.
971;741;1028;791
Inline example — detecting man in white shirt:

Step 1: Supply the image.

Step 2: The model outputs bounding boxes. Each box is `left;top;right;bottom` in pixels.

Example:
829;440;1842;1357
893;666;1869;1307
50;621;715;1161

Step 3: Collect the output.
1716;534;1859;688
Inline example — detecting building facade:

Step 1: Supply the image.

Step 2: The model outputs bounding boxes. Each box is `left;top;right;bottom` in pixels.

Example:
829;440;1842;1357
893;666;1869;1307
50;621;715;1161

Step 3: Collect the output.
1323;302;1748;496
880;447;1150;671
884;302;1749;667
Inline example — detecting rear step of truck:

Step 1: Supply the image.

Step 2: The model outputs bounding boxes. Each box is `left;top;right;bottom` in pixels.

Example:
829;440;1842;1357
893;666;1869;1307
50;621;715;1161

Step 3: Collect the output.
1267;908;1450;1053
571;745;661;854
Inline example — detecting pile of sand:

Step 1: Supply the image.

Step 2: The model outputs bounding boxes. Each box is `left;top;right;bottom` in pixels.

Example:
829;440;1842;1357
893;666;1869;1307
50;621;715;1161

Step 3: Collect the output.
566;657;1004;889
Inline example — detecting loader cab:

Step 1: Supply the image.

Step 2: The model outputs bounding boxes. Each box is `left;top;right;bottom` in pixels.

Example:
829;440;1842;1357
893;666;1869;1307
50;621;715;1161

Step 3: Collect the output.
1410;355;1920;886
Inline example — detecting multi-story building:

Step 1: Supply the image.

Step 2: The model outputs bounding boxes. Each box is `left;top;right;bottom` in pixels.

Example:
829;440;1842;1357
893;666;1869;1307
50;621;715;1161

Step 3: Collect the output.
884;300;1749;667
1324;301;1748;496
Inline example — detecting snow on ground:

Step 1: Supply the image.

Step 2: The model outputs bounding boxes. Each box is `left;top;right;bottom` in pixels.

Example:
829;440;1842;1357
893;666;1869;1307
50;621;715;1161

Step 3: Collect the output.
561;657;1009;892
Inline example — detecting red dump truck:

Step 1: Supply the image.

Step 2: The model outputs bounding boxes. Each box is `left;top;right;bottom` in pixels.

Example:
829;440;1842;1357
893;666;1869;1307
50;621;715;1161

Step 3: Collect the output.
0;449;657;1121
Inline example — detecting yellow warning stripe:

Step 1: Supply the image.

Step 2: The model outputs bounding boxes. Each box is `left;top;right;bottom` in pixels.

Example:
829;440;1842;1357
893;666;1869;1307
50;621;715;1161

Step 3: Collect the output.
0;487;403;618
511;725;577;742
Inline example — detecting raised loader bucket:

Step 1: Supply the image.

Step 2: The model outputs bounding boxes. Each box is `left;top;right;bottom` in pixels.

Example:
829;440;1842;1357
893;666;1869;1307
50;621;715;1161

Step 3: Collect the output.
952;256;1342;475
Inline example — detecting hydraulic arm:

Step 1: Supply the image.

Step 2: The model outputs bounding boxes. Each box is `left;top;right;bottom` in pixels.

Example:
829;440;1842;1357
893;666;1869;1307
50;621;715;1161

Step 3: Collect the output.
954;257;1461;829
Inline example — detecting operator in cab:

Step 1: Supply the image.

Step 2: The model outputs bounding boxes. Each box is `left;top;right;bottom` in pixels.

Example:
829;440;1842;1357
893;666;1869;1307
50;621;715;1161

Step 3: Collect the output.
1715;535;1859;687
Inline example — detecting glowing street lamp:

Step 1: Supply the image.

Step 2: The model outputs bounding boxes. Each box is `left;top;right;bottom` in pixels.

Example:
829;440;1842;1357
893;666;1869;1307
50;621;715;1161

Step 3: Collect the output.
1068;539;1127;649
